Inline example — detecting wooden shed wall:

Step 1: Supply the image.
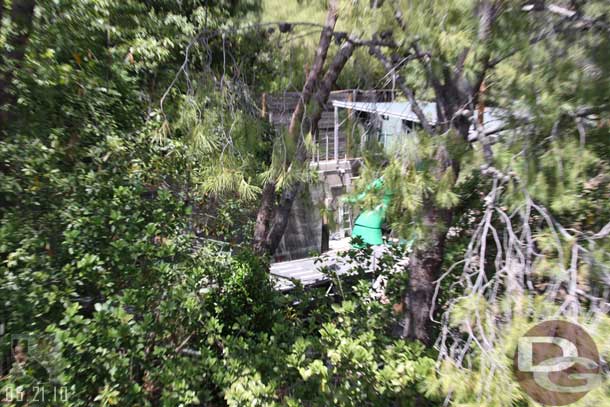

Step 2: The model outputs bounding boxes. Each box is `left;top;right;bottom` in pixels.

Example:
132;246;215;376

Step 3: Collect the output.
263;90;393;161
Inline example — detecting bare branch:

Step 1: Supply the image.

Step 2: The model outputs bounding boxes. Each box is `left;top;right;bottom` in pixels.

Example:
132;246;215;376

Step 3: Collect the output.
369;46;435;134
592;222;610;240
545;3;610;32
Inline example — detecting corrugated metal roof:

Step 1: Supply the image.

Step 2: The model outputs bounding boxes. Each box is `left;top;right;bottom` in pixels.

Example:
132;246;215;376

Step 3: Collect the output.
332;100;507;137
333;100;439;123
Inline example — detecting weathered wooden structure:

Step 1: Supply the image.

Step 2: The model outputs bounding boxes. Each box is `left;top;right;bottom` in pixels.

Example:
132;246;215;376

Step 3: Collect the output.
262;90;394;261
270;243;391;292
263;90;509;262
262;89;395;162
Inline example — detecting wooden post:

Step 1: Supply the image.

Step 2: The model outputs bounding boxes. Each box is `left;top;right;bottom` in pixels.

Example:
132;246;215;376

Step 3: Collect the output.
334;105;339;163
261;93;267;118
477;81;486;125
346;91;354;160
346;91;353;120
345;128;349;161
325;130;329;161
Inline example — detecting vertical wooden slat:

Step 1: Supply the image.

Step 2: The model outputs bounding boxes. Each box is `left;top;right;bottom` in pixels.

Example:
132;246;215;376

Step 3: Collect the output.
346;91;353;120
334;106;339;163
345;92;352;161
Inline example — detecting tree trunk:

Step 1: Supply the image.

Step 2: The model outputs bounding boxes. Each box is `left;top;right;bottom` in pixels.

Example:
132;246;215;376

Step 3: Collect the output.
0;0;36;133
252;0;341;256
286;0;339;138
388;2;499;345
403;205;452;345
310;39;356;137
264;181;303;255
256;39;356;256
252;181;277;255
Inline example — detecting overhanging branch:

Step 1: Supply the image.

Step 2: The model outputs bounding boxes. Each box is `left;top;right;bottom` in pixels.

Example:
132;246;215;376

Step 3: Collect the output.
369;46;434;134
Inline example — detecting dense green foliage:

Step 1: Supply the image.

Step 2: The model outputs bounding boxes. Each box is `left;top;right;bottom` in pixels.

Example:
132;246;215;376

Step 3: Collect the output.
0;1;433;405
1;0;609;406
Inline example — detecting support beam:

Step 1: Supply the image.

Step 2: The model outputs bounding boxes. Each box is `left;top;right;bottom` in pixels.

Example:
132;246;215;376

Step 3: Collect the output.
334;105;339;163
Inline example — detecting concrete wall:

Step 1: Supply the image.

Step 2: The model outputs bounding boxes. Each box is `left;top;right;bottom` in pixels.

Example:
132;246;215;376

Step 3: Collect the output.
274;183;323;261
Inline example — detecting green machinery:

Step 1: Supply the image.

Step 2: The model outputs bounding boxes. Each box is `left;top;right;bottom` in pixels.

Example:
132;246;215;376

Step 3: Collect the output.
348;178;393;246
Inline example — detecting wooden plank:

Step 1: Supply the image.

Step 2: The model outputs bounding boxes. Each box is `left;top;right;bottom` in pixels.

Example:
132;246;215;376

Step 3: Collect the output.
270;245;392;291
334;106;339;163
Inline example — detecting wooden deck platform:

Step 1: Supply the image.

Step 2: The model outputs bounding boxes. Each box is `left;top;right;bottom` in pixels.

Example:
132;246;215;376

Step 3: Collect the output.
270;242;392;291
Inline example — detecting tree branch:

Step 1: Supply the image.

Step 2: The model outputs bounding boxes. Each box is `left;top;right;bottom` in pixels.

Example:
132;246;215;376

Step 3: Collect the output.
369;46;434;134
410;40;448;123
546;3;609;32
522;2;610;32
265;33;358;255
472;1;502;102
592;222;610;240
311;38;357;137
287;0;339;137
254;0;341;255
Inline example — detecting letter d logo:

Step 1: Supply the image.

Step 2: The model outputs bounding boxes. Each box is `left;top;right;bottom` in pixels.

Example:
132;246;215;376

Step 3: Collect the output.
513;320;601;406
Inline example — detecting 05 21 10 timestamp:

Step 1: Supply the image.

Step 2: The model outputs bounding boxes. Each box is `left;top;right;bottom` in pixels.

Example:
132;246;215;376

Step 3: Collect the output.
3;385;70;403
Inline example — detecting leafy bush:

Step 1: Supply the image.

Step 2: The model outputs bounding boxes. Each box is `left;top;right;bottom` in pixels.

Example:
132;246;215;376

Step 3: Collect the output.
1;243;437;406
